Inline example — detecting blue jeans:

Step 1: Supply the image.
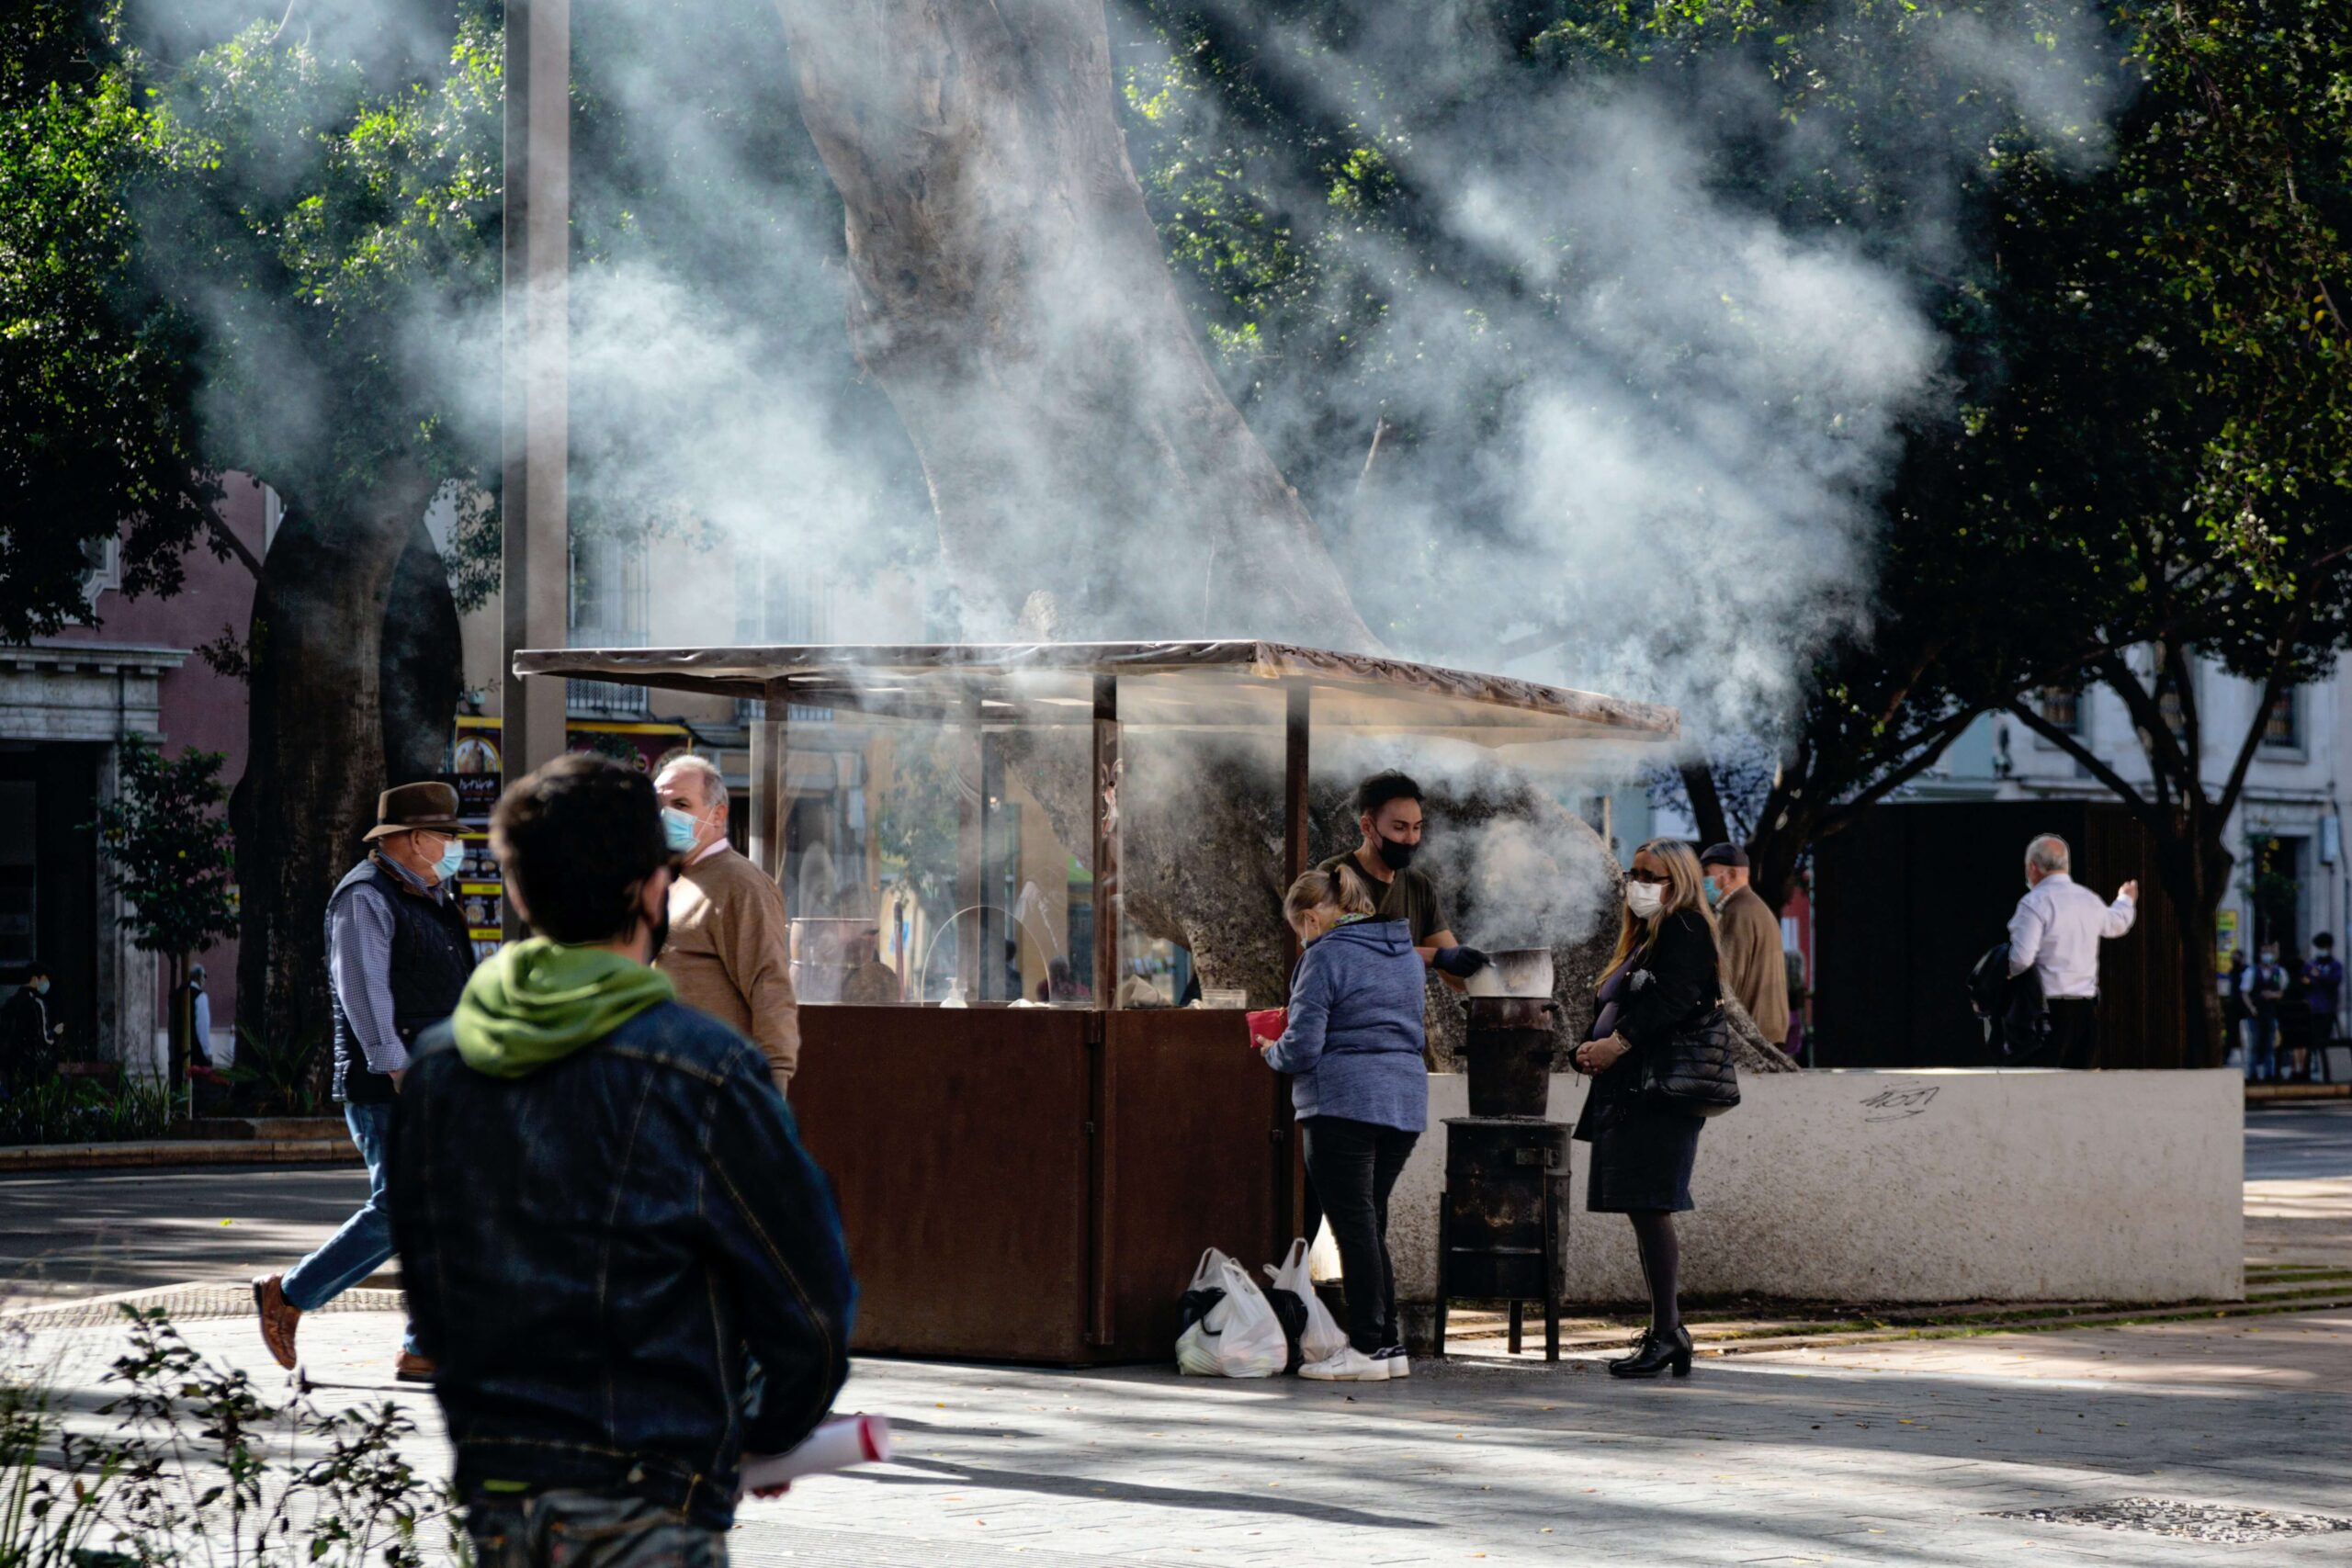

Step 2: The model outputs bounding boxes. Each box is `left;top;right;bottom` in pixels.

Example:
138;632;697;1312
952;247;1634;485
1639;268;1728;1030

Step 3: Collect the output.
2246;1016;2278;1081
282;1101;414;1352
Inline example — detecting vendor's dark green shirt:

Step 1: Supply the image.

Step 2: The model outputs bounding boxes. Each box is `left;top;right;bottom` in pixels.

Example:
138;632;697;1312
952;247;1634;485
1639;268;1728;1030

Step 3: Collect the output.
1318;852;1450;946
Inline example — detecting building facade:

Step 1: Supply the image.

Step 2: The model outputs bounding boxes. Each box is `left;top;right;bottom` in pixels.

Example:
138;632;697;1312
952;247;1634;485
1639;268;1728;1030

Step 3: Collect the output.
1912;653;2349;975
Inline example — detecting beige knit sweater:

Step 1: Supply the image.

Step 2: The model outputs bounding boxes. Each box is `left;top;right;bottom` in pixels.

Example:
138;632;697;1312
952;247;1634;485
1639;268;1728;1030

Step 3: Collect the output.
655;845;799;1092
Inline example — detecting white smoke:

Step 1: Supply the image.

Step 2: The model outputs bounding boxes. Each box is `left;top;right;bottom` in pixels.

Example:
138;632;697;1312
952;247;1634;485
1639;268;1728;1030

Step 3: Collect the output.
127;0;2126;753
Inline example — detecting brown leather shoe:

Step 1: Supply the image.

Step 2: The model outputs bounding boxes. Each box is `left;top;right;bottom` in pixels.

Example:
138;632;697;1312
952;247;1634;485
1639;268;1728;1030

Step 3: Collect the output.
253;1274;300;1370
393;1350;436;1384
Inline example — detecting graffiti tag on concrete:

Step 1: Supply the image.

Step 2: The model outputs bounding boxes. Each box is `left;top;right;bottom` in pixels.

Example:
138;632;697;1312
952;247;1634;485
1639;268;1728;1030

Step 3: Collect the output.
1860;1086;1940;1122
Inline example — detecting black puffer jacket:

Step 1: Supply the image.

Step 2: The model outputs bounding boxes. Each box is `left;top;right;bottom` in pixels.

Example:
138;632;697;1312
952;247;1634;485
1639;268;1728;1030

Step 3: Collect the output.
1574;908;1721;1139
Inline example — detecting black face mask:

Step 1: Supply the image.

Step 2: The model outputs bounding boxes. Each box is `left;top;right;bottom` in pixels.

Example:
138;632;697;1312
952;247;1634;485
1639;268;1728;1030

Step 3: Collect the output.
1376;837;1417;872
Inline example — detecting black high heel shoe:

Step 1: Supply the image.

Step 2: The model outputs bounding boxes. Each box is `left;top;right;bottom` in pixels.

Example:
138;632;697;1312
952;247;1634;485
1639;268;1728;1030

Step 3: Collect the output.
1608;1325;1692;1379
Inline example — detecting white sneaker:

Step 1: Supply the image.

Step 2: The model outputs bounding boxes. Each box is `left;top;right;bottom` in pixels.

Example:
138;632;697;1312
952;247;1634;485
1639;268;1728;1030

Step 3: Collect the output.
1374;1346;1410;1378
1299;1346;1390;1382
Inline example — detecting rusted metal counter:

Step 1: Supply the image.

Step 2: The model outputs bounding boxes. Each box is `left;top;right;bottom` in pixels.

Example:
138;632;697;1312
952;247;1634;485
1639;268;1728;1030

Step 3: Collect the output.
792;1005;1291;1364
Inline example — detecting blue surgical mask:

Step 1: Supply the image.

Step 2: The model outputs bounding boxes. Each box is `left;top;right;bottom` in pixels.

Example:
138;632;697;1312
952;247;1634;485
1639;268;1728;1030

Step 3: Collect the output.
432;840;467;881
662;807;702;855
1702;875;1723;908
28;979;48;997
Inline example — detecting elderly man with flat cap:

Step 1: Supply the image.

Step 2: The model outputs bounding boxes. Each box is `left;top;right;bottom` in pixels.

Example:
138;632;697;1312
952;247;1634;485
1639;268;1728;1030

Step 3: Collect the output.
254;782;477;1383
1700;842;1790;1053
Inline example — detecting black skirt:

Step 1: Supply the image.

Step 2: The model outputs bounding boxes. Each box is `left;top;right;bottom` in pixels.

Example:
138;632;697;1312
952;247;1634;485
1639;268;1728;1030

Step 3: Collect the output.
1585;1100;1703;1214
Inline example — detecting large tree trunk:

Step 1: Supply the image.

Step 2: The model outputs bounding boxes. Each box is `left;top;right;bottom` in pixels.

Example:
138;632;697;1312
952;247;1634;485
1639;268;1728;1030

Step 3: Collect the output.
2158;836;2230;1069
380;513;463;785
232;470;436;1055
772;0;1371;647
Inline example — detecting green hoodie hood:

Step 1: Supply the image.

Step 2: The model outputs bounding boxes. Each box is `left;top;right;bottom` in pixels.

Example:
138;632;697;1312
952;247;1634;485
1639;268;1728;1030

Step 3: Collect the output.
451;939;675;1078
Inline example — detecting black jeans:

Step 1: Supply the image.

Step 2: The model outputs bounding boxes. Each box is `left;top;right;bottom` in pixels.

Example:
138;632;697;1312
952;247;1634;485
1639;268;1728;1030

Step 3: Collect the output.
1300;1116;1419;1353
2046;998;2098;1069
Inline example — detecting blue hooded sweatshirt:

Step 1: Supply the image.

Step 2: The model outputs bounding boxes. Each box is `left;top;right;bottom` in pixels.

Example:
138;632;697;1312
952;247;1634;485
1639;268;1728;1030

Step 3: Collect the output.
1263;917;1428;1131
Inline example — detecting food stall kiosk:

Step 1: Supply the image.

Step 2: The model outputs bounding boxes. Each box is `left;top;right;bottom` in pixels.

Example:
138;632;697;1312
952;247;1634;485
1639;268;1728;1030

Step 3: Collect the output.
514;641;1675;1362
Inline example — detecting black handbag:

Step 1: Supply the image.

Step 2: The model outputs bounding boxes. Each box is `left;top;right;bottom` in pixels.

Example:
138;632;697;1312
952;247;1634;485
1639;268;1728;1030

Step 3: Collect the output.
1637;1004;1741;1117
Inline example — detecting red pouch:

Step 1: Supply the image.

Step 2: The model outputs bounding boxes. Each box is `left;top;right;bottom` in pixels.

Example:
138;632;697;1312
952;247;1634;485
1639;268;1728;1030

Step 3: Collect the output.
1246;1008;1287;1047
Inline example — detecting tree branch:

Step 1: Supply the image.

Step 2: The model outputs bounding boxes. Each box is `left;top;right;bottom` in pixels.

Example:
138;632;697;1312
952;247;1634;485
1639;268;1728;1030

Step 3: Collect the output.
2004;699;2161;827
202;506;263;581
1679;763;1730;849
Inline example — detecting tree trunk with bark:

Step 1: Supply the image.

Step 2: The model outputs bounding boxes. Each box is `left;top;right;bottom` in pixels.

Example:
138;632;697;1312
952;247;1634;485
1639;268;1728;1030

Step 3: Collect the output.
2154;835;2230;1068
380;513;464;786
772;0;1370;647
769;2;1802;1076
232;468;437;1055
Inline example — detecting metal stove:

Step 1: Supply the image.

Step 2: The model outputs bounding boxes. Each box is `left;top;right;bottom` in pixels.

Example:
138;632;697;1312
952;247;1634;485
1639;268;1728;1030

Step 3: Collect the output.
1433;996;1570;1360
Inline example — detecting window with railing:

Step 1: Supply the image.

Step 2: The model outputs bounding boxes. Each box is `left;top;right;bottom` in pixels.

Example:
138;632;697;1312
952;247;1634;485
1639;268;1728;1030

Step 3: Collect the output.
2037;686;2081;735
2262;686;2301;750
568;533;650;716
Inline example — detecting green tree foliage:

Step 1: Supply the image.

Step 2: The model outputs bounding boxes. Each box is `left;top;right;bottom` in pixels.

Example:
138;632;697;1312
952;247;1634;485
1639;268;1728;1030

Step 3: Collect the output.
90;734;239;964
0;1;232;640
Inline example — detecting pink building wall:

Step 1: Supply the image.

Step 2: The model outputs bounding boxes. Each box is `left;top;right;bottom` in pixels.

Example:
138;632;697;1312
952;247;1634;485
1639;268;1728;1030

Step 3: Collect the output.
53;475;274;1034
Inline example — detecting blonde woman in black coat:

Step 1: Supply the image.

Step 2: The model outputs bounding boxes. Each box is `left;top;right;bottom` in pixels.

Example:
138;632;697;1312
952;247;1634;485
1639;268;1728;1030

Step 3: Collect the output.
1572;838;1722;1379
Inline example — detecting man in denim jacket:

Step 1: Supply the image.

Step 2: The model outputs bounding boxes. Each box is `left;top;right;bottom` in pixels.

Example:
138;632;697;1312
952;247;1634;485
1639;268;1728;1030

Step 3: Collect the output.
388;754;855;1562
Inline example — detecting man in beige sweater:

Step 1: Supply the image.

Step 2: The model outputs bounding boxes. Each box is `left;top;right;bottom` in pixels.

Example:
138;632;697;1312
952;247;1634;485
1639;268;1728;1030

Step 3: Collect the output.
1700;842;1790;1051
652;756;799;1093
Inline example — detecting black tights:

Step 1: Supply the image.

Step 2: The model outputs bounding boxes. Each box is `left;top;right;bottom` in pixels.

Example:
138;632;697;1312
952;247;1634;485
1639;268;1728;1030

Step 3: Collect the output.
1627;1211;1681;1336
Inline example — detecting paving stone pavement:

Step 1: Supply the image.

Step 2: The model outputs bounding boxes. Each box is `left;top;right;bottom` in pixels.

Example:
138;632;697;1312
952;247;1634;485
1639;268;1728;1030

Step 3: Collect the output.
17;1304;2348;1567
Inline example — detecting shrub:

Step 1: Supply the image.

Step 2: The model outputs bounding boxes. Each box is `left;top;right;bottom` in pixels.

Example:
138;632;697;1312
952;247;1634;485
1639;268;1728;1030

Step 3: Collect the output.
0;1307;460;1565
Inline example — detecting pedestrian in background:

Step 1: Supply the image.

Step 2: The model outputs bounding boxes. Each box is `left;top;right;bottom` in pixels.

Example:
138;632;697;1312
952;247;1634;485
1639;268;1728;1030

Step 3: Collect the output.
2280;951;2312;1081
2005;834;2137;1069
2225;950;2252;1069
388;754;854;1563
0;963;58;1092
2250;943;2287;1082
1698;843;1789;1052
1573;839;1720;1381
254;782;474;1383
1259;863;1462;1382
2303;932;2342;1082
651;754;799;1095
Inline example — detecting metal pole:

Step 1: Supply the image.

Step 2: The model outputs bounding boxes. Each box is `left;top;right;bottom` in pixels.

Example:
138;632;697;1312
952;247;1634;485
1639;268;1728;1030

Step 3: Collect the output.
750;689;786;883
956;691;984;1001
501;0;570;911
1092;675;1121;1007
1281;678;1310;975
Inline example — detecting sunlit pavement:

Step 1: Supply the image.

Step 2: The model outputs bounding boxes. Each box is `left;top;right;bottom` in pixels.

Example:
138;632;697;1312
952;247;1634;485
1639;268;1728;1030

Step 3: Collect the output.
6;1300;2341;1567
6;1106;2351;1563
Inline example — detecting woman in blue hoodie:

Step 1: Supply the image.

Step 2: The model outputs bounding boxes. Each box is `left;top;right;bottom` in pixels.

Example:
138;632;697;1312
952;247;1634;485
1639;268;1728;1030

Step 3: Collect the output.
1259;864;1437;1382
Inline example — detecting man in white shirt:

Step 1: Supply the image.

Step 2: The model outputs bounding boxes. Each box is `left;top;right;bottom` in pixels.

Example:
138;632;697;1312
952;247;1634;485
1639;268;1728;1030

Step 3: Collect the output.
2007;833;2138;1068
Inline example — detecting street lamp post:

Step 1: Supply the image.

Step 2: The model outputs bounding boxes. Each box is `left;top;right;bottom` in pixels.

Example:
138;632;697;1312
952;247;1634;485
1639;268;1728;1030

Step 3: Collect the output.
502;0;571;936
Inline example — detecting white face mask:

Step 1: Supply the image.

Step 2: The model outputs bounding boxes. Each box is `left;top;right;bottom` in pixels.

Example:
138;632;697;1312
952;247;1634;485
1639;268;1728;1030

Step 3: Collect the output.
1625;881;1666;920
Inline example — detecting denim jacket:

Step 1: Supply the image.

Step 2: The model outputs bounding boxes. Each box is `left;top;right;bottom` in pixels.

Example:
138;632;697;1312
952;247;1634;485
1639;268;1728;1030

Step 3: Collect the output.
387;1000;856;1529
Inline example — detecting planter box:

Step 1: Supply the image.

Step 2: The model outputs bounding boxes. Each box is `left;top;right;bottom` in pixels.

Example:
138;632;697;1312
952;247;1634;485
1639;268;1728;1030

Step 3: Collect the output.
1389;1068;2243;1307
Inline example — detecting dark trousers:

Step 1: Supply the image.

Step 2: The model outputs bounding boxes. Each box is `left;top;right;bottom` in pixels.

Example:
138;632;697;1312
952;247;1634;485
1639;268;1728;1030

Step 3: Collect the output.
468;1493;724;1567
2046;998;2098;1069
1300;1115;1419;1353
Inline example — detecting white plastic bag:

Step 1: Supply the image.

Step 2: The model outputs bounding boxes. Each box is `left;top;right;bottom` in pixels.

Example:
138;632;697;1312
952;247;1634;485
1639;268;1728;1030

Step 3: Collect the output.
1262;1236;1349;1369
1174;1248;1288;1378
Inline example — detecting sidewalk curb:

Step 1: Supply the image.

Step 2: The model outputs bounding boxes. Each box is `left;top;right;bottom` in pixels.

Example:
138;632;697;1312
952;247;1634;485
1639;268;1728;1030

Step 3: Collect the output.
0;1138;362;1174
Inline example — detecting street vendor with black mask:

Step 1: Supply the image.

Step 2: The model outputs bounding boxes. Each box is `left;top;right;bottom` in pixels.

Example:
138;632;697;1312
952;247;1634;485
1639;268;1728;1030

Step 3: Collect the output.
1318;771;1486;989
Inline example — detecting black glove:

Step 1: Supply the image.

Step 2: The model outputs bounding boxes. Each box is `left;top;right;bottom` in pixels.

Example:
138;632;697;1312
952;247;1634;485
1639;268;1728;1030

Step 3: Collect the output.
1433;945;1490;978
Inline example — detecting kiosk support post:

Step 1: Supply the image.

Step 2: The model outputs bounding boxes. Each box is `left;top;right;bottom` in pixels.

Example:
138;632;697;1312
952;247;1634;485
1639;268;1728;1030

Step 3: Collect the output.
1092;676;1121;1007
750;684;786;882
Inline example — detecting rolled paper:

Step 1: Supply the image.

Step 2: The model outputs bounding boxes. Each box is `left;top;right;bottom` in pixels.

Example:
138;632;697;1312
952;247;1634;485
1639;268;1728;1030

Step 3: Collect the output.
737;1413;892;1498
